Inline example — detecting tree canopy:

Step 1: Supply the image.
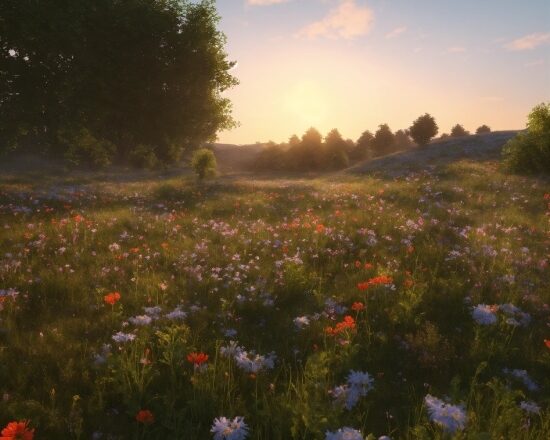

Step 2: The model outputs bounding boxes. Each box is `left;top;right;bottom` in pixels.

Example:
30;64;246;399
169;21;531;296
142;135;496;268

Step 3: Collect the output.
409;113;438;146
0;0;238;166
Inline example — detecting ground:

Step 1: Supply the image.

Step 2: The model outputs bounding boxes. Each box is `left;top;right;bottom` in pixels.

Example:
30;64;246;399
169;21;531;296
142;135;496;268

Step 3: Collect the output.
0;136;548;439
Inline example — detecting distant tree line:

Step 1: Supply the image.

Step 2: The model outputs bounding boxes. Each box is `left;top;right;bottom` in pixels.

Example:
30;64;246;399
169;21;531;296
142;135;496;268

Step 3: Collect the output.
0;0;237;167
251;114;492;172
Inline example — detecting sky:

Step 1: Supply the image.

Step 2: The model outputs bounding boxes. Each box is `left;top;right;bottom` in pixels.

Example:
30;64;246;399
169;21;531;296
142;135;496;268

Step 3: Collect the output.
215;0;550;145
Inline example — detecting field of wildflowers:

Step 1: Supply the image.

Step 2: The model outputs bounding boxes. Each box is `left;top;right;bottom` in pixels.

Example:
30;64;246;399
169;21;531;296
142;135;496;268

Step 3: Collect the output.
0;159;548;439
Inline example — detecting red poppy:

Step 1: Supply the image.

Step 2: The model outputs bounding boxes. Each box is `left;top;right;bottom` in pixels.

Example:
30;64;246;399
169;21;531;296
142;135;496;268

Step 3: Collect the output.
187;352;209;366
316;224;325;233
104;291;121;305
354;261;362;268
1;420;34;440
351;302;365;312
544;339;550;349
136;409;154;424
357;275;393;291
326;315;357;336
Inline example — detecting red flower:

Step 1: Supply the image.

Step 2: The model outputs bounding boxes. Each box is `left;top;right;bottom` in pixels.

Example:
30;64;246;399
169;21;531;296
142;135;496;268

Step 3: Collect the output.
104;291;121;305
354;261;362;268
187;352;209;366
1;420;34;440
357;275;393;291
326;315;356;336
351;302;365;312
316;224;325;234
136;409;154;424
544;339;550;349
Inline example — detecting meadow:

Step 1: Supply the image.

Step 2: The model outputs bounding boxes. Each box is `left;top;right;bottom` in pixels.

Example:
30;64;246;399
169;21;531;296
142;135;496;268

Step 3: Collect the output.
0;154;549;439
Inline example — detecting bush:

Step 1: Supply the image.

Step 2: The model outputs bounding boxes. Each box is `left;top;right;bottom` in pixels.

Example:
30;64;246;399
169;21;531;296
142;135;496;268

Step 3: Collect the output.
409;114;438;146
191;148;217;180
502;102;550;174
129;145;159;169
61;128;115;168
476;125;491;134
451;124;469;137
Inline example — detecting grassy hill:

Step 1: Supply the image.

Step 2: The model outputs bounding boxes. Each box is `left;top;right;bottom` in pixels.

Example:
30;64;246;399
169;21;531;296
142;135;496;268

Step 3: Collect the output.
0;134;548;439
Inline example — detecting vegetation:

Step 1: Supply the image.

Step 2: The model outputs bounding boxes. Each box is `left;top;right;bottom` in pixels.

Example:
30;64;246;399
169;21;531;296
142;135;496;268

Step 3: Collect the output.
0;0;237;166
409;114;439;146
503;102;550;174
191;148;218;180
476;125;491;134
0;153;548;439
451;124;470;137
371;124;396;157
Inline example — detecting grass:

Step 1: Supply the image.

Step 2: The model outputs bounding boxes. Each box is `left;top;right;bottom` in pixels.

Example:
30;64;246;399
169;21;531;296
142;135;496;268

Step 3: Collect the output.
0;157;549;439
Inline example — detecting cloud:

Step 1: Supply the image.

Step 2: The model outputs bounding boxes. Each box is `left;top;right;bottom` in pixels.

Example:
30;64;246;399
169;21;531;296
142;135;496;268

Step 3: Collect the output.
385;26;407;39
446;46;466;53
297;0;374;40
247;0;291;5
505;32;550;51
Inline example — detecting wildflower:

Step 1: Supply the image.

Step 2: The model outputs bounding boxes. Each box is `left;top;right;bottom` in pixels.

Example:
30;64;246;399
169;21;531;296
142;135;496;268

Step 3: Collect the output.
187;352;209;367
112;331;136;343
234;350;276;373
136;409;154;424
316;224;325;234
108;243;120;252
471;304;498;325
519;400;540;414
325;316;356;336
351;302;364;312
129;315;152;326
211;416;249;440
0;420;34;439
165;307;186;320
293;316;310;329
357;275;393;291
331;370;374;410
104;292;121;306
325;427;363;440
504;368;539;391
544;339;550;349
424;394;467;433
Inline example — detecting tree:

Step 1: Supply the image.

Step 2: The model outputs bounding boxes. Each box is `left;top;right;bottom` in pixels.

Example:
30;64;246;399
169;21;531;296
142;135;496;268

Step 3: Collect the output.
324;129;349;170
191;148;217;180
352;130;373;161
371;124;395;157
409;114;438;146
394;129;414;150
288;135;300;148
287;127;323;171
476;125;491;134
450;124;470;137
0;0;238;165
503;102;550;174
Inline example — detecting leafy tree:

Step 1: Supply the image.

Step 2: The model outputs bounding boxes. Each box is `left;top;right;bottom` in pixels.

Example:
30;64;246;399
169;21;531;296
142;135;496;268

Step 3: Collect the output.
476;125;491;134
503;102;550;174
394;129;414;150
409;114;438;146
191;148;217;180
450;124;470;137
371;124;395;157
287;127;323;171
324;129;349;170
0;0;237;165
288;135;301;148
352;130;373;161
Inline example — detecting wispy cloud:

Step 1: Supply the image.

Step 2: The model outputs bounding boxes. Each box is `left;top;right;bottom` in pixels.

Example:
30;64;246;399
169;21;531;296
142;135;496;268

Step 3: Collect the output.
505;32;550;51
446;46;467;53
247;0;291;5
296;0;374;40
385;26;407;39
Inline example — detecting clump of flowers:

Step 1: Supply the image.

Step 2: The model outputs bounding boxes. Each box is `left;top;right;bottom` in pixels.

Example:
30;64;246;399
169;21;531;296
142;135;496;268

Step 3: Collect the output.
503;368;539;391
293;316;310;329
325;427;364;440
187;352;209;371
136;409;154;424
104;291;121;306
424;394;467;433
325;315;356;336
112;331;136;344
220;342;276;374
331;370;374;410
357;275;393;291
520;400;540;414
211;416;249;440
1;420;35;439
472;304;498;325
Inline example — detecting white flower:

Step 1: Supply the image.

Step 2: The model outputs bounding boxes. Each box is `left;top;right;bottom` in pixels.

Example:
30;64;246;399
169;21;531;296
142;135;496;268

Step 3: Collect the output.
520;400;540;414
472;304;498;325
165;307;187;320
211;416;249;440
112;331;136;343
325;427;364;440
143;306;162;317
424;394;467;433
293;316;310;329
332;370;374;410
108;243;120;252
129;315;152;326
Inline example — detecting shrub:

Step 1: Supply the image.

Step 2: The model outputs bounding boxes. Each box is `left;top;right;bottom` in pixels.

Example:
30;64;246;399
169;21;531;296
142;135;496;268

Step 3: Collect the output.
450;124;470;137
61;128;115;168
476;125;491;134
191;148;217;180
502;102;550;174
129;145;159;169
409;114;438;146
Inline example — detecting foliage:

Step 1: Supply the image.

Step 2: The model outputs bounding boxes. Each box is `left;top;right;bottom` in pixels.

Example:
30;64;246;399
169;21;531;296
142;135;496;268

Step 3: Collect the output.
503;102;550;174
352;130;374;161
0;0;238;165
451;124;470;137
409;114;439;146
191;148;218;180
476;125;491;134
371;124;396;157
